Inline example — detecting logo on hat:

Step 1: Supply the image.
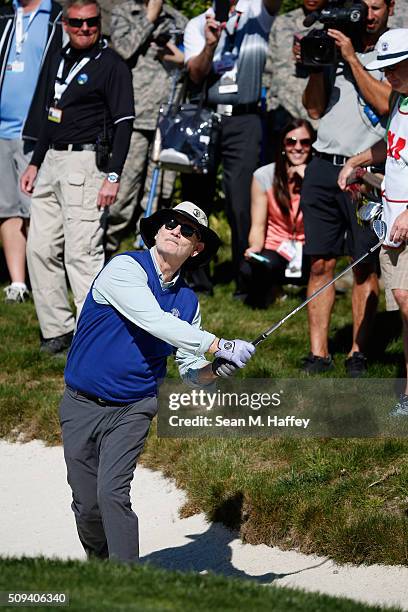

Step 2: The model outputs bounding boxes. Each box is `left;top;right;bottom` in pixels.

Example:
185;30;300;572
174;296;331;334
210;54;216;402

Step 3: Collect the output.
77;73;88;85
381;41;389;52
193;208;201;218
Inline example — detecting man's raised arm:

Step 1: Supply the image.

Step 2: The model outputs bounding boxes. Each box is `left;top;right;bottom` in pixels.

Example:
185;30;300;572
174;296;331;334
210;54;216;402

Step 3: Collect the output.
185;14;221;85
303;71;328;120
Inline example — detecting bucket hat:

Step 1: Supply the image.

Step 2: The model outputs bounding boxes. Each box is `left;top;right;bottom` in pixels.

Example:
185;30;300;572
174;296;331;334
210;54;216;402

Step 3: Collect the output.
139;202;221;269
366;29;408;71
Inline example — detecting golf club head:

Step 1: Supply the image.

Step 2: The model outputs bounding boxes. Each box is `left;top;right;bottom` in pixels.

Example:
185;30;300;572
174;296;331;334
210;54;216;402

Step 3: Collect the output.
372;219;387;241
357;200;382;222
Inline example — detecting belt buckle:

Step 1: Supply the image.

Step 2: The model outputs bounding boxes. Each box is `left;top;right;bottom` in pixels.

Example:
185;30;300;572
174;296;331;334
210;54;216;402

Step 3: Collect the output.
216;104;233;116
333;155;345;166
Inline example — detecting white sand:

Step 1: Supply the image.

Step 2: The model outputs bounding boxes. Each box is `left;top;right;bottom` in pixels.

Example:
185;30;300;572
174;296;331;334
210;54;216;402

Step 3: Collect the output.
0;440;407;610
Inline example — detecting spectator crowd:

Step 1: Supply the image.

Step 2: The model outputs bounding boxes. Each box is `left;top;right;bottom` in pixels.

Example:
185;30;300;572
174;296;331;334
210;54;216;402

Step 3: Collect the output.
2;0;408;398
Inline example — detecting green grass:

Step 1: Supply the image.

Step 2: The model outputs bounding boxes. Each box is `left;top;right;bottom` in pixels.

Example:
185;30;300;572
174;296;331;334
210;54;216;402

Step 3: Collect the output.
1;218;408;565
0;558;399;612
142;433;408;565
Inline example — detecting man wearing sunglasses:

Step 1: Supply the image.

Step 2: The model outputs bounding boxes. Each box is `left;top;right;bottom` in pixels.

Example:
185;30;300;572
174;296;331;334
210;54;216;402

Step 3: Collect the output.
59;201;255;563
20;0;135;356
338;29;408;415
300;0;394;377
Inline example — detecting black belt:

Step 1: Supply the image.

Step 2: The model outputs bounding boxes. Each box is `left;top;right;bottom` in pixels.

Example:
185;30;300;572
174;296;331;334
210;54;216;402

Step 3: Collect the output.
231;102;259;115
214;102;259;116
49;143;96;152
315;151;348;166
68;386;130;407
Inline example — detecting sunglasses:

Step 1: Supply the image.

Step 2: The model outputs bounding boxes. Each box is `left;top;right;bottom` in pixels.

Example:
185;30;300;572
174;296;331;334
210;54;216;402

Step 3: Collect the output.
164;218;201;240
66;16;101;28
284;137;312;148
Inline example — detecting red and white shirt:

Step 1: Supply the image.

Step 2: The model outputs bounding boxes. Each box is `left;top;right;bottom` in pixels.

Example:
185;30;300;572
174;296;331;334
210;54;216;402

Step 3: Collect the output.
383;95;408;247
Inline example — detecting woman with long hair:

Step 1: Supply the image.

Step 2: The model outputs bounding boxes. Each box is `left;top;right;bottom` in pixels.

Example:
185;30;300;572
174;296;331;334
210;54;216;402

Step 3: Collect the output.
244;118;315;308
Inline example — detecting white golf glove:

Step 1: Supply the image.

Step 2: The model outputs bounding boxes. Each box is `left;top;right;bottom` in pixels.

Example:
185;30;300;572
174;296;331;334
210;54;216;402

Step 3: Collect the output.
214;338;255;368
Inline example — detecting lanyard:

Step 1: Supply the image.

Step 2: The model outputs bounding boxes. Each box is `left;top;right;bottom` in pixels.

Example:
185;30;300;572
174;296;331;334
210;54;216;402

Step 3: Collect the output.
53;56;90;104
15;6;39;56
224;11;241;53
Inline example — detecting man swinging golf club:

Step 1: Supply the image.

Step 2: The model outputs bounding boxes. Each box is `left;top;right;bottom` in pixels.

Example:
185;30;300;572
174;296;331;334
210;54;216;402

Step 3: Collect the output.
59;201;255;563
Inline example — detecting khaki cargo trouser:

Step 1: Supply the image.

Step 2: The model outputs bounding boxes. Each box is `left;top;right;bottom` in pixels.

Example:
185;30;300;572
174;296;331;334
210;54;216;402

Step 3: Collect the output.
27;149;106;339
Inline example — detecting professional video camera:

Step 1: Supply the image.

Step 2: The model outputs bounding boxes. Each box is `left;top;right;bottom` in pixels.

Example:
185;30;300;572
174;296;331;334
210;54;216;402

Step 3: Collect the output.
300;0;367;66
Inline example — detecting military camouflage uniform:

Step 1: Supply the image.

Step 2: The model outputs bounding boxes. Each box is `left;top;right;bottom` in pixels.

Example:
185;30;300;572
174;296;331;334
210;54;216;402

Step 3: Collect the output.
107;0;187;253
264;7;319;125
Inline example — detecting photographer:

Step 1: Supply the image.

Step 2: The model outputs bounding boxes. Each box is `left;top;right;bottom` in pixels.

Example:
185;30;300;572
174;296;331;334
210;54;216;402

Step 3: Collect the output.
300;0;394;376
183;0;281;298
264;0;326;133
107;0;187;255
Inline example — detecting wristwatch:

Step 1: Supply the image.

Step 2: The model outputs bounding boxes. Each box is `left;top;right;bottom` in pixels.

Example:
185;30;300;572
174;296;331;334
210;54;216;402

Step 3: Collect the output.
107;172;120;184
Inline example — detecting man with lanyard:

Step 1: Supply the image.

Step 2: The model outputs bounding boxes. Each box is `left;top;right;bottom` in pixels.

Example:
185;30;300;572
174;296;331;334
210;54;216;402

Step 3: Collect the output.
60;201;255;562
20;0;134;356
300;0;394;377
0;0;62;304
183;0;281;298
338;30;408;414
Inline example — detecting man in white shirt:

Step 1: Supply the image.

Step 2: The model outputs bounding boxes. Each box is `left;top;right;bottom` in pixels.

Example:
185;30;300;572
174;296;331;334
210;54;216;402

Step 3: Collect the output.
183;0;280;297
338;29;408;414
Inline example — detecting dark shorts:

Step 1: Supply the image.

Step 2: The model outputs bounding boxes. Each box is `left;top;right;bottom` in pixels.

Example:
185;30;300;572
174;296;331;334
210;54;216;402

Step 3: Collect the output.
300;157;379;264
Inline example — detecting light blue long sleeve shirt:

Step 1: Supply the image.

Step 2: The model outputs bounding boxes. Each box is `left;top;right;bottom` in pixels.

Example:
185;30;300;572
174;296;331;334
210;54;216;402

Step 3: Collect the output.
92;248;215;384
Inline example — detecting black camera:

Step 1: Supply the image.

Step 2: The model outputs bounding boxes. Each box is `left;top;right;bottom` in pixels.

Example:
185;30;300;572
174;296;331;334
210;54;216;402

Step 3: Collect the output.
153;28;184;48
300;0;367;66
215;0;230;22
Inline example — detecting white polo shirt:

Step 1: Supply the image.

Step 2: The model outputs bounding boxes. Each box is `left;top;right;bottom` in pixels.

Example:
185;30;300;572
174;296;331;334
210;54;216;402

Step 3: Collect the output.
184;0;274;106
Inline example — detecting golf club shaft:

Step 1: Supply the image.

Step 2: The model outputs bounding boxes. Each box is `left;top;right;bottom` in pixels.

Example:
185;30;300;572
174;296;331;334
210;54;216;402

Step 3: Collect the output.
252;239;383;346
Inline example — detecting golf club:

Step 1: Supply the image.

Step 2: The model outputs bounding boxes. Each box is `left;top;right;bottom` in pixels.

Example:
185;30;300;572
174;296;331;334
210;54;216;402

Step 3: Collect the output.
252;219;387;347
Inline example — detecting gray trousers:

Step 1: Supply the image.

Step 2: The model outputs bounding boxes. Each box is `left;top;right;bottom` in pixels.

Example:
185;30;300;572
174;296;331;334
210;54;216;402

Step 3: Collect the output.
59;386;158;563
